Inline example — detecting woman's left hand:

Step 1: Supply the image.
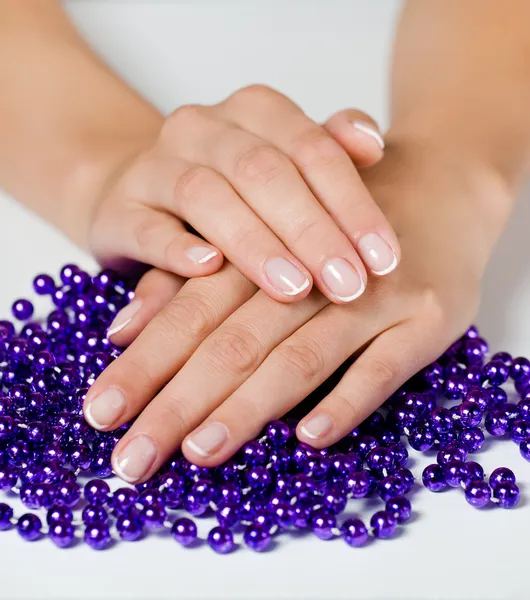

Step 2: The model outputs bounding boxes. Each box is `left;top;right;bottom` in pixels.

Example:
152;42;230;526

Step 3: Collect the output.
84;138;510;483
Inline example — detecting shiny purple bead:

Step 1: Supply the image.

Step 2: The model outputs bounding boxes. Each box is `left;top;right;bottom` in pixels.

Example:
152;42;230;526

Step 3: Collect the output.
520;439;530;461
345;471;373;499
82;504;108;524
366;447;394;472
443;376;467;400
443;461;467;487
489;467;516;489
140;504;166;529
388;443;408;468
430;408;453;434
12;299;34;321
460;461;485;488
437;446;467;466
465;480;491;508
408;426;435;451
244;524;272;552
265;420;291;446
0;466;18;490
116;514;143;541
84;479;110;504
341;518;369;547
171;517;198;546
370;510;397;539
458;427;485;453
510;357;530;381
485;411;509;436
422;464;447;492
17;513;42;541
56;481;81;507
378;475;406;502
385;496;412;523
208;526;234;554
483;360;510;386
510;420;530;443
492;482;520;508
310;508;337;541
458;402;483;428
240;441;268;466
49;520;75;548
84;523;111;550
0;503;13;530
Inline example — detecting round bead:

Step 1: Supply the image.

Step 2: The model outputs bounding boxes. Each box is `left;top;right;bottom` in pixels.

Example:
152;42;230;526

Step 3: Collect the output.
84;523;111;550
510;420;530;443
437;446;467;466
430;408;453;434
408;426;435;451
460;461;485;488
116;514;143;541
485;411;509;436
422;464;447;492
341;518;369;547
385;496;412;523
47;506;73;525
510;357;530;381
171;517;198;546
345;471;373;499
310;508;337;541
488;467;516;491
84;479;110;504
265;420;291;446
370;510;397;539
82;505;108;525
520;439;530;461
244;524;272;552
33;274;55;295
12;299;34;321
458;402;483;428
207;526;234;554
465;480;491;508
443;461;467;487
483;360;510;386
49;520;75;548
458;427;485;453
0;503;13;530
17;513;42;541
492;482;520;509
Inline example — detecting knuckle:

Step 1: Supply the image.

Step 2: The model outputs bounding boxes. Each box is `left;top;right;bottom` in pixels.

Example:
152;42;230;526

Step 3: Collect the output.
365;356;399;390
133;217;159;251
234;144;288;187
206;326;262;376
173;165;218;211
159;293;215;341
232;84;280;105
158;395;192;437
331;391;363;420
290;129;344;171
165;104;203;131
275;339;325;381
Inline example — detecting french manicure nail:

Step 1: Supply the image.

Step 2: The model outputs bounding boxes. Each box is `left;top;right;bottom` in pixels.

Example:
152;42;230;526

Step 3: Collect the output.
358;233;397;276
185;422;229;457
300;414;333;440
85;387;126;429
264;257;310;296
113;434;157;483
322;258;365;302
186;246;219;264
107;299;142;338
352;121;385;150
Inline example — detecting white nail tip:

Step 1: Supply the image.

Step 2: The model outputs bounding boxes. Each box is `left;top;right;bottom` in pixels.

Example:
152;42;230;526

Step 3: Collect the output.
300;425;320;440
353;122;385;149
330;278;366;303
84;404;104;430
282;276;310;297
107;318;132;339
112;457;137;483
371;253;398;276
184;438;210;458
196;251;218;264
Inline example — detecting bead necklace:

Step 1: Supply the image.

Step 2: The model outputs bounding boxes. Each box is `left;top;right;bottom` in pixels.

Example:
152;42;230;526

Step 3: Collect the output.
0;265;528;552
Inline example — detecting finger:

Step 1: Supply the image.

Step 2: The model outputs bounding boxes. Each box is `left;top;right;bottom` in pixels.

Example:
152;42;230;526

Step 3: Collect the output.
323;108;385;168
187;124;368;304
142;153;313;303
83;265;256;435
297;321;442;447
220;86;400;278
182;301;384;466
111;288;328;481
107;268;186;346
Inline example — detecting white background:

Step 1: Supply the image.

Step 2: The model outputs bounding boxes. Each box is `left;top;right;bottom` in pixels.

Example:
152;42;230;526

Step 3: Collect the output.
1;1;530;599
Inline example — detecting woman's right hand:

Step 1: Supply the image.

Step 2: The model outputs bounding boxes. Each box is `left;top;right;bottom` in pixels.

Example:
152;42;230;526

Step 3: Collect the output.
88;86;400;305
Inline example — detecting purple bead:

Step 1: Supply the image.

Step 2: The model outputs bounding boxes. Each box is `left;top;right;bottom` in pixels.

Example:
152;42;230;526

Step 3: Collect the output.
489;467;516;489
443;461;467;487
216;503;241;528
240;441;268;466
84;479;110;504
244;524;272;552
517;399;530;421
245;466;272;492
17;513;42;541
408;426;435;451
60;264;78;284
55;480;81;507
207;526;234;554
394;406;419;431
0;416;16;440
483;360;510;386
458;402;483;428
460;461;485;488
341;518;369;547
322;486;347;514
395;468;415;493
183;491;209;517
47;506;73;525
370;510;397;539
385;496;412;523
84;523;111;550
0;466;18;490
458;427;485;453
510;420;530;443
465;480;491;508
510;357;530;381
0;503;13;530
265;420;291;446
421;362;443;387
345;471;373;499
493;482;520;508
463;339;486;365
171;517;198;546
90;453;112;478
437;446;467;466
330;452;362;477
378;475;406;502
485;387;508;410
271;502;294;528
485;411;509;436
353;435;379;457
519;439;530;461
12;299;34;321
138;488;162;508
366;447;395;472
116;514;143;541
310;508;337;541
443;376;467;400
388;443;408;468
430;408;454;434
81;504;108;525
33;274;55;295
422;464;447;492
49;520;75;548
140;504;166;530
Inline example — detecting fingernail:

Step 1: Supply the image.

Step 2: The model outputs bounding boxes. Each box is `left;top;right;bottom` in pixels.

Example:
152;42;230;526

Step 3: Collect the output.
186;246;219;264
113;434;157;483
185;422;228;457
322;258;365;302
85;387;126;429
107;300;142;338
264;257;310;296
352;121;385;150
358;233;398;276
300;414;333;440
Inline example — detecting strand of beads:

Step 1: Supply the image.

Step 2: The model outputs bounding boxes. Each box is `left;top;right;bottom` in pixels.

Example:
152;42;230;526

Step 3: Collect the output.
0;265;528;553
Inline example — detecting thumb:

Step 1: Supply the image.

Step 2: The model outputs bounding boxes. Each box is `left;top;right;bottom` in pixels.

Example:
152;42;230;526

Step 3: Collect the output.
323;109;385;168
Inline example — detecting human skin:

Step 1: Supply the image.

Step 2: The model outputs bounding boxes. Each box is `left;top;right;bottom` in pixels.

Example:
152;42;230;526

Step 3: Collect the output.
2;1;530;483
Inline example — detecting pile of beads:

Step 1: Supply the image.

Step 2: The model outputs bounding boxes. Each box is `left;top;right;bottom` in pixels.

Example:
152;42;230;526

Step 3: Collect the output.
0;265;528;552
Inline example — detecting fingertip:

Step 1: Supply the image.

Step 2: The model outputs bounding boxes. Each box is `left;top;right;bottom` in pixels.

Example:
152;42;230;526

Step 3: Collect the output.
184;245;224;275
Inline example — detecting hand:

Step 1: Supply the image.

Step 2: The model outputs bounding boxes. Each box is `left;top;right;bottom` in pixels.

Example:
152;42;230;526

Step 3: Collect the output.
85;138;509;482
89;85;399;304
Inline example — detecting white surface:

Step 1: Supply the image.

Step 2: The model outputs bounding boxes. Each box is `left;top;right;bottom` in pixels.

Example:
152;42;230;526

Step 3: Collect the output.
1;1;530;599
